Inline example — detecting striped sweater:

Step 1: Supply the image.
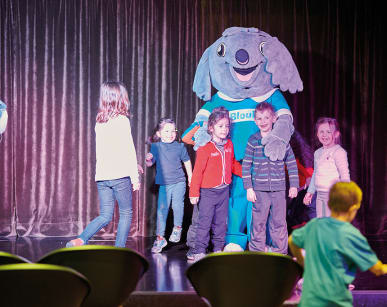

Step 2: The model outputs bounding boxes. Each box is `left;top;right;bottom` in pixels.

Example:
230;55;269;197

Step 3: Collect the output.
242;132;299;191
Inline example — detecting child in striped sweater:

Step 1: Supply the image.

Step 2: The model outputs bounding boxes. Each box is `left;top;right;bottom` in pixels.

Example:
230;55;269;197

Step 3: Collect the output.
242;102;299;254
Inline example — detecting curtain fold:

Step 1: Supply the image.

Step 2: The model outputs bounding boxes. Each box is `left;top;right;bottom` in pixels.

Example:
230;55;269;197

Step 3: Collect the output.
0;0;385;238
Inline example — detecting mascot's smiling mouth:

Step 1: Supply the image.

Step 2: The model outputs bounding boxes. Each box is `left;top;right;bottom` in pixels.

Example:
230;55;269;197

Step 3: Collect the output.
233;64;258;82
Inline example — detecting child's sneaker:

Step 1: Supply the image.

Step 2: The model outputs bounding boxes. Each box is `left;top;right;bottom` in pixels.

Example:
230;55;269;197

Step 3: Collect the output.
66;238;84;248
186;249;195;260
191;253;206;263
151;237;167;253
169;226;182;243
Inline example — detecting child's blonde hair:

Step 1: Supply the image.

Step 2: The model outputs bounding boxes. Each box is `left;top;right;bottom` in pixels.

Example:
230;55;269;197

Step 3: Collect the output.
315;117;341;146
328;181;362;213
96;81;130;123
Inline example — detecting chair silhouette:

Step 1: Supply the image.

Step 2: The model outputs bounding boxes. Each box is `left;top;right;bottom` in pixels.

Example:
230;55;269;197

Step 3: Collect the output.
0;251;30;264
38;245;149;307
0;263;90;307
186;252;303;307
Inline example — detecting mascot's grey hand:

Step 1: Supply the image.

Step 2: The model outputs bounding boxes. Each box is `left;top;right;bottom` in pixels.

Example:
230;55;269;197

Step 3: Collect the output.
261;114;294;161
193;122;211;151
0;100;8;134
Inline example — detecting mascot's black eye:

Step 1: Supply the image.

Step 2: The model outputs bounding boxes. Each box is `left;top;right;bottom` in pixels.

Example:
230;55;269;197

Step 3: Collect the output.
217;43;226;57
259;42;265;56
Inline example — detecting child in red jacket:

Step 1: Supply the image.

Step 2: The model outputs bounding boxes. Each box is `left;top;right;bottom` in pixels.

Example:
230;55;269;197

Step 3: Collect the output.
189;107;241;262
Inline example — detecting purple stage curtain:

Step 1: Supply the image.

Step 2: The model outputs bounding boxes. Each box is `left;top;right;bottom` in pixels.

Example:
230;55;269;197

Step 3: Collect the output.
0;0;386;238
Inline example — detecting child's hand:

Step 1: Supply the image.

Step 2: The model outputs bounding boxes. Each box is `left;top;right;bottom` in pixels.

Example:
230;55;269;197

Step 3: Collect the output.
246;188;256;203
190;197;199;205
132;182;140;191
288;187;298;198
303;192;313;205
137;164;144;174
145;153;153;167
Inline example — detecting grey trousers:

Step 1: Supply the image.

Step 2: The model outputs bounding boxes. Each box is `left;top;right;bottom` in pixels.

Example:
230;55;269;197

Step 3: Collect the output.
316;191;330;217
249;190;288;254
186;204;199;249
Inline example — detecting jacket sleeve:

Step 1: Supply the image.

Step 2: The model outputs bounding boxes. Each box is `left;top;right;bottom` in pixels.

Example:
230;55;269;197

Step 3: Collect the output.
126;119;140;186
232;159;242;177
242;137;255;190
189;147;208;198
284;146;299;188
334;147;350;182
182;104;212;145
182;124;199;145
307;151;319;194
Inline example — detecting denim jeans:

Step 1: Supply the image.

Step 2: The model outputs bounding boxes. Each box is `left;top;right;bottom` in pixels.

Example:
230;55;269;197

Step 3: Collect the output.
156;181;186;237
79;177;133;247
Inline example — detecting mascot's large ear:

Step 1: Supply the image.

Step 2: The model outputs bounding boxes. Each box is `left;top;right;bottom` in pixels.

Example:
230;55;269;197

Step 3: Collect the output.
263;37;303;94
193;47;211;101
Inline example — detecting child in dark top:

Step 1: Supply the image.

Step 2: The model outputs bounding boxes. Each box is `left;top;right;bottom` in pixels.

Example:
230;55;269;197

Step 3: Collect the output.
289;181;387;307
242;102;299;254
189;107;241;262
146;118;192;253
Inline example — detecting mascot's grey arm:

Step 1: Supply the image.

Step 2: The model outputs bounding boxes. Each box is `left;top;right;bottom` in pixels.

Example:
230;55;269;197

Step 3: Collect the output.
0;101;8;134
261;114;294;161
193;121;212;151
193;125;211;151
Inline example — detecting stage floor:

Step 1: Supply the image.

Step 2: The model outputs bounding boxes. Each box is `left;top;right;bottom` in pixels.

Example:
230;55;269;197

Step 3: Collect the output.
1;235;387;306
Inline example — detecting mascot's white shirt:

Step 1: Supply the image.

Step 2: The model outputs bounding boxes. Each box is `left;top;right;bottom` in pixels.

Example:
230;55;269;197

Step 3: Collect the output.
188;89;292;160
95;115;139;185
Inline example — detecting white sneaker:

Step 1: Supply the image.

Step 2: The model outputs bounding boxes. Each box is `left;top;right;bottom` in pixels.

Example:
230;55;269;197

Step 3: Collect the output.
186;249;195;260
151;237;167;253
169;226;182;243
223;243;244;252
192;253;206;263
295;278;303;295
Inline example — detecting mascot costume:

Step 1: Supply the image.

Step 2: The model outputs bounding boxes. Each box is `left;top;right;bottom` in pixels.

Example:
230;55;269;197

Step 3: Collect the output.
182;27;303;251
0;100;8;136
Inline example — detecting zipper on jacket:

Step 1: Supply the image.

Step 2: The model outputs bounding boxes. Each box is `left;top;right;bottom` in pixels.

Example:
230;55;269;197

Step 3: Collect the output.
212;141;226;184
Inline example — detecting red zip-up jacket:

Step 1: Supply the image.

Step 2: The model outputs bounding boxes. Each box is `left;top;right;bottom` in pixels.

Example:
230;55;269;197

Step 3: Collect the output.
189;139;242;198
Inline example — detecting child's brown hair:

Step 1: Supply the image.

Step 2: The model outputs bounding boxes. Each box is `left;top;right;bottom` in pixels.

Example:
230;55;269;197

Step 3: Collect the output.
254;101;275;117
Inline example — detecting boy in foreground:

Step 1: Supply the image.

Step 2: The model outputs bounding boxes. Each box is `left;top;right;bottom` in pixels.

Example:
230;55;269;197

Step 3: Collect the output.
288;181;387;307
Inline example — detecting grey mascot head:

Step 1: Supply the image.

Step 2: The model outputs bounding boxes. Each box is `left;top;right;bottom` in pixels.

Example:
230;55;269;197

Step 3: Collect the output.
193;27;303;101
0;100;8;134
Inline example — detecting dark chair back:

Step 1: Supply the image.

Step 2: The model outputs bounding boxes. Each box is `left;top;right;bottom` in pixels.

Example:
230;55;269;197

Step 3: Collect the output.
186;252;303;307
0;251;30;264
0;263;90;307
38;245;149;307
